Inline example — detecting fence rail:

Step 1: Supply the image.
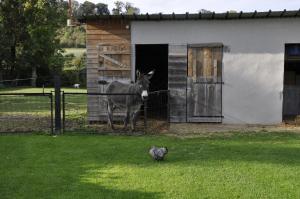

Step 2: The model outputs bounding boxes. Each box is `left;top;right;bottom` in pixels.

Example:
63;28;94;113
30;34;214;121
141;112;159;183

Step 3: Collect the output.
0;89;169;133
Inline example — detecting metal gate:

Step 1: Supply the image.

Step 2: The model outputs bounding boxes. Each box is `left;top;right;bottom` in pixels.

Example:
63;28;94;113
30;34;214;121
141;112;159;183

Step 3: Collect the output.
187;44;223;122
62;91;169;132
0;93;53;133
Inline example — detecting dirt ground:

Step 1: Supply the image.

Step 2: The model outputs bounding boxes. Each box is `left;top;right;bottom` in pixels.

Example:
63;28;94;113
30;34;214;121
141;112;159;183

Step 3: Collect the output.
165;123;300;137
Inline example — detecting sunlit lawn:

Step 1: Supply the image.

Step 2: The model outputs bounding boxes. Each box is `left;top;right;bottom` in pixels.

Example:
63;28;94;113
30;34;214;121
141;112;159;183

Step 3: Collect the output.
0;87;87;94
1;133;300;199
0;87;86;114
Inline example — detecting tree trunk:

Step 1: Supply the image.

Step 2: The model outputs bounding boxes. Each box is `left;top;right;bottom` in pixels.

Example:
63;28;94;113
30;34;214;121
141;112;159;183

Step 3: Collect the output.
0;66;3;87
31;66;37;87
10;42;17;79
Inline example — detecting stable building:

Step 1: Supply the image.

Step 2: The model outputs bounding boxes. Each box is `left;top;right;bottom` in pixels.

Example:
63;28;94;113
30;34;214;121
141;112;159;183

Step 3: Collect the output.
79;10;300;124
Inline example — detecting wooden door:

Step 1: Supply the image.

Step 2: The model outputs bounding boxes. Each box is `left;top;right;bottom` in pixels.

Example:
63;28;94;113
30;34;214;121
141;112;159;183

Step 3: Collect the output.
187;45;223;122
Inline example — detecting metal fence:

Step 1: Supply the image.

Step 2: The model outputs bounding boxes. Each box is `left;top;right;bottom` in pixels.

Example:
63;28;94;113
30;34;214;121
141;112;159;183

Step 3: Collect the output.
0;90;169;133
0;93;53;133
62;90;170;133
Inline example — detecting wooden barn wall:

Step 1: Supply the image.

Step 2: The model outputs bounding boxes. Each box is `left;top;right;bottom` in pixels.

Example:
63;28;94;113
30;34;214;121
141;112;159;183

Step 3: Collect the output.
86;19;132;122
168;45;187;122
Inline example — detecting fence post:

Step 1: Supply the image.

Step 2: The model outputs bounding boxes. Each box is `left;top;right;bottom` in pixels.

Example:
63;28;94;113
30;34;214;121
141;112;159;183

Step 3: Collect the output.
50;92;54;134
167;90;170;123
54;75;61;134
144;99;147;130
62;91;65;132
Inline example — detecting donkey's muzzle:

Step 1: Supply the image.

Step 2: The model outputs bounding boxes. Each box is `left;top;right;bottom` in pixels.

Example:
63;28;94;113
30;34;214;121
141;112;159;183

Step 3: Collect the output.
141;90;148;101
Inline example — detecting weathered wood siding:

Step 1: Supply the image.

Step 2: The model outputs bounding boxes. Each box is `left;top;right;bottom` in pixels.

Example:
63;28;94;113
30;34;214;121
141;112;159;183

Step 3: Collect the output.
86;19;132;122
187;46;222;122
168;45;187;122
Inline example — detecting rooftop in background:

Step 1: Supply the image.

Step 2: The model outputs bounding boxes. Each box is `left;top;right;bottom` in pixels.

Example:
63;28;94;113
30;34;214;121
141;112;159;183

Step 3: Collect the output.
78;9;300;22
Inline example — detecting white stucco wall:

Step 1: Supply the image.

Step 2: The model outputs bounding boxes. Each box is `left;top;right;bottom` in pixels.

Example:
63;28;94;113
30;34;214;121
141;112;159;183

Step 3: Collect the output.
131;18;300;124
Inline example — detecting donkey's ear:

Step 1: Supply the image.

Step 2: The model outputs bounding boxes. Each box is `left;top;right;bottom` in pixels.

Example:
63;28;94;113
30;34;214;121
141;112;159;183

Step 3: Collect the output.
136;70;141;79
147;70;155;79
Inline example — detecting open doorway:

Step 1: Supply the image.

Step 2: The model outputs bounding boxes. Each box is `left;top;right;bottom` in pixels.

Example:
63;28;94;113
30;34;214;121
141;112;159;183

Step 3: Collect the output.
283;44;300;121
135;44;168;91
135;44;169;119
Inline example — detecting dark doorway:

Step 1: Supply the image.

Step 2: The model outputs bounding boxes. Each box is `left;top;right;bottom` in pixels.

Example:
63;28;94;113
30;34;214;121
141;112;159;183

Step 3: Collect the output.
283;44;300;121
135;44;168;91
135;44;169;119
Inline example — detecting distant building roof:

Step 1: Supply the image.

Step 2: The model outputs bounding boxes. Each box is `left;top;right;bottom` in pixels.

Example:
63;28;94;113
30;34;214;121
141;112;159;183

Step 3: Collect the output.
78;9;300;22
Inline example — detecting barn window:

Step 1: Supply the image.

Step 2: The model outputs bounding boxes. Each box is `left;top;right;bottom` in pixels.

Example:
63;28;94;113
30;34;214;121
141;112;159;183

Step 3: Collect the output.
188;45;223;83
285;44;300;60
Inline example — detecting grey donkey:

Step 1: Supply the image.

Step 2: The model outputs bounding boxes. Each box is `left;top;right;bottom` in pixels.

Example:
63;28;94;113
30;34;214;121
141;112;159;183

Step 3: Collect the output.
106;70;154;131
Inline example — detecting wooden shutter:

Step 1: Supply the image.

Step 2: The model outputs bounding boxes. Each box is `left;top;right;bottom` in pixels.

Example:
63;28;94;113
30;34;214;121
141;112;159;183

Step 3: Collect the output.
168;44;187;122
187;45;223;122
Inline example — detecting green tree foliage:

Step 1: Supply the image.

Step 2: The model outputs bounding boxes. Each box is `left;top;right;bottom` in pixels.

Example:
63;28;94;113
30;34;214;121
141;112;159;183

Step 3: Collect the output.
0;0;67;86
59;26;86;48
112;1;140;15
61;52;86;86
76;1;109;16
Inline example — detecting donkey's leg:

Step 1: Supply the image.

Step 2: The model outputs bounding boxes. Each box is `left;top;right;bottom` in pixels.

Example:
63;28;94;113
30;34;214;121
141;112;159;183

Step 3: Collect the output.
123;109;130;130
130;110;140;132
133;110;140;129
130;111;135;132
107;101;114;130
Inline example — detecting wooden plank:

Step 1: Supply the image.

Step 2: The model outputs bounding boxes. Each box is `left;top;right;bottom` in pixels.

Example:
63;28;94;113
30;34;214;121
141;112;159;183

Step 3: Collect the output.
186;45;223;122
168;44;187;123
98;54;130;68
86;19;132;123
87;34;130;41
87;59;99;64
87;40;130;46
187;117;222;122
86;21;130;31
87;29;130;35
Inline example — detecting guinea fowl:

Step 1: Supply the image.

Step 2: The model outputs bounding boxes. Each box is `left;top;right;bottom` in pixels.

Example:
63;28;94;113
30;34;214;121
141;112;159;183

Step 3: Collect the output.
149;146;168;161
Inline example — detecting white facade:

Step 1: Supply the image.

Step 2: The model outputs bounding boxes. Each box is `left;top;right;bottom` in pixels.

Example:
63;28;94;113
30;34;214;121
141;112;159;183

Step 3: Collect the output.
131;18;300;124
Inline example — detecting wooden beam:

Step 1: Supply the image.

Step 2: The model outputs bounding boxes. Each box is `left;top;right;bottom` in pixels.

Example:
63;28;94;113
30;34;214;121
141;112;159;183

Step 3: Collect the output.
98;54;130;68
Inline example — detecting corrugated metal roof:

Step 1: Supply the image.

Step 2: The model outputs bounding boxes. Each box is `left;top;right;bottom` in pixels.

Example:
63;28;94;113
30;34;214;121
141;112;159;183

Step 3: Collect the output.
78;9;300;22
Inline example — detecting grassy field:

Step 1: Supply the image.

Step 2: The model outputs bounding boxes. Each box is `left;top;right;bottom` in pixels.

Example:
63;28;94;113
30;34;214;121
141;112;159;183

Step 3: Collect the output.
0;87;87;132
1;133;300;198
0;87;87;93
63;48;86;58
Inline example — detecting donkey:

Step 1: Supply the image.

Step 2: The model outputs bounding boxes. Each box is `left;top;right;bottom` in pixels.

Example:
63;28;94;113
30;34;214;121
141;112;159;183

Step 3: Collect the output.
106;70;154;131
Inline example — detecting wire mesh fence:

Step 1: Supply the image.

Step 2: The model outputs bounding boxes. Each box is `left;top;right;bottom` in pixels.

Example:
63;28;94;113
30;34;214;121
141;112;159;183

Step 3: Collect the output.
0;93;53;133
62;90;170;133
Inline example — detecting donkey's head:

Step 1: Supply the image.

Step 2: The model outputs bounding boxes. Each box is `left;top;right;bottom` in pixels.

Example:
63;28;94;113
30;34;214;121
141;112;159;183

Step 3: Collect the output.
136;70;155;101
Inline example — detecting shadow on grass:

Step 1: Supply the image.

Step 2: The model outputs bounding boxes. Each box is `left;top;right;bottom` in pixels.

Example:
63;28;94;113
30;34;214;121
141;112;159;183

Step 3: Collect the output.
1;177;160;199
1;133;300;198
60;183;161;199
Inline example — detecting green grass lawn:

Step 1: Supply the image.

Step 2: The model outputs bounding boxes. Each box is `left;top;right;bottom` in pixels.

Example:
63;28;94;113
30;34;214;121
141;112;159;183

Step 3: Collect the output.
1;133;300;199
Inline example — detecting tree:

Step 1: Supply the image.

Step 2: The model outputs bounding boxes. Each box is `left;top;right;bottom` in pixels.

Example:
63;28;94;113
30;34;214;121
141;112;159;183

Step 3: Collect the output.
95;3;110;15
22;0;68;86
112;1;124;15
124;2;140;15
112;1;140;15
58;26;86;48
0;0;27;82
199;9;212;13
77;1;109;16
0;0;68;86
